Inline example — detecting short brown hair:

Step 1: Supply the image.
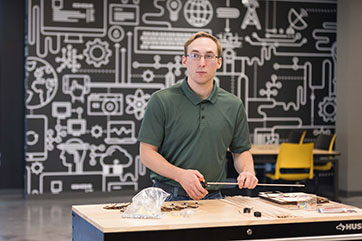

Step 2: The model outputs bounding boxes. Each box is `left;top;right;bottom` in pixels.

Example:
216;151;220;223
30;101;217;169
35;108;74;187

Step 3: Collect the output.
184;32;222;57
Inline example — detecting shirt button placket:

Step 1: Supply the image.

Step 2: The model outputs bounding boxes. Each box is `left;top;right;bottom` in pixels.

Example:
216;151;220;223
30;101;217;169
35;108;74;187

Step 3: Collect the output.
200;104;205;126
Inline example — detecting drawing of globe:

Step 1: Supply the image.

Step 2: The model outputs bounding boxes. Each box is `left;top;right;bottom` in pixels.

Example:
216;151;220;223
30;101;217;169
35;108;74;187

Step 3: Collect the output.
184;0;213;27
26;57;58;110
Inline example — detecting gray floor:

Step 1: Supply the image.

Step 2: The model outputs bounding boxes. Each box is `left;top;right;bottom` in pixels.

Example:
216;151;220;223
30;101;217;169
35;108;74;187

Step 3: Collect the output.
0;191;362;241
0;191;134;241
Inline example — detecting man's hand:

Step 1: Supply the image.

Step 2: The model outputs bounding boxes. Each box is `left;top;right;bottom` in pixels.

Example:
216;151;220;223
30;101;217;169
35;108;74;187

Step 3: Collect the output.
176;169;208;200
237;171;258;189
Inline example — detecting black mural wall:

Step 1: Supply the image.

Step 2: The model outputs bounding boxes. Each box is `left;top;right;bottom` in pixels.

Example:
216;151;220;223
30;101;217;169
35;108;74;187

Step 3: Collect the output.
25;0;337;195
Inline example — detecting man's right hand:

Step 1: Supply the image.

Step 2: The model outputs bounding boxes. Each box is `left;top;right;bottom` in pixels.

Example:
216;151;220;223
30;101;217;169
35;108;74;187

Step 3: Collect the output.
176;169;208;200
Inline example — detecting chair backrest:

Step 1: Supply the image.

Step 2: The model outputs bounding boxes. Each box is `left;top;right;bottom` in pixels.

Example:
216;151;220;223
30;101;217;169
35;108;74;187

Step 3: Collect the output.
287;130;306;144
315;133;336;152
274;143;314;179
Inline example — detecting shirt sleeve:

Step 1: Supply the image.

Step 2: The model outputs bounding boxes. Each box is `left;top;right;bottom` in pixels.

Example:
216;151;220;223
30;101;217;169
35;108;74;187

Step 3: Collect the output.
229;101;251;153
137;93;165;147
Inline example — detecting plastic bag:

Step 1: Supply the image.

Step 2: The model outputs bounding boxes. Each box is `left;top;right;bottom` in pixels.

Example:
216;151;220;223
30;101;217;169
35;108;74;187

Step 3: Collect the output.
121;187;170;219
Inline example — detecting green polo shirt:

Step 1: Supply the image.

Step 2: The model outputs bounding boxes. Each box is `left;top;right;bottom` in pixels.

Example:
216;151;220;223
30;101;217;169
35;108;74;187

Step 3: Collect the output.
138;78;251;190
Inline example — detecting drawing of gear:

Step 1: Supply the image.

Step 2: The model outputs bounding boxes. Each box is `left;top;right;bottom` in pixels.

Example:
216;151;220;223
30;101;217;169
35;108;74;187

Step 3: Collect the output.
83;39;112;68
91;125;103;139
31;162;44;175
318;96;336;122
142;69;155;82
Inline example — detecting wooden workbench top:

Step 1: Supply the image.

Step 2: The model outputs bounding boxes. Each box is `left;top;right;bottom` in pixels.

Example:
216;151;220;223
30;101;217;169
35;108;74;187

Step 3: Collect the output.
72;196;362;233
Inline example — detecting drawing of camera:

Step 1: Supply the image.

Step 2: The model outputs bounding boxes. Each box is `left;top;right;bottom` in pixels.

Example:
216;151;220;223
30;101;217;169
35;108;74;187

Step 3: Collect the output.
87;93;123;116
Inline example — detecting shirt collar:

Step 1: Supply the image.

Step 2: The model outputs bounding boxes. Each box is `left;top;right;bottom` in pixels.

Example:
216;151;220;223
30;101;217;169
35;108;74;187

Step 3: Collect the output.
181;77;218;105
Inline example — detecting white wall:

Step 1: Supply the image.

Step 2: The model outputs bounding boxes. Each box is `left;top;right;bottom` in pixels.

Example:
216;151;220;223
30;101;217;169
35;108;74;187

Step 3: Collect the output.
336;0;362;195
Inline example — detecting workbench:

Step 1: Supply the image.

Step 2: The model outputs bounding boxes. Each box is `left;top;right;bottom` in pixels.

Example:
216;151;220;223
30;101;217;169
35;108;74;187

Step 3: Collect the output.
72;196;362;240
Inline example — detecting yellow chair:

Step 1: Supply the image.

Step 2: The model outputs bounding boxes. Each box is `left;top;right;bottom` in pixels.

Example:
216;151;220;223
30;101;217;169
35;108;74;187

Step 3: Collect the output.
287;130;307;144
266;143;314;181
314;133;336;171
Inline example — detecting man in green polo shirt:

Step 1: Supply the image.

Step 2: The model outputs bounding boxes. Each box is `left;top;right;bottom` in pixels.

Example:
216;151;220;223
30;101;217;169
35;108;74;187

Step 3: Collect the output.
138;32;258;201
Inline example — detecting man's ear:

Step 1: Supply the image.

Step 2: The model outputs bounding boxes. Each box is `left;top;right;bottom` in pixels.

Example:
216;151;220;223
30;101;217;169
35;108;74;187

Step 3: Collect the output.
182;55;187;66
217;57;222;69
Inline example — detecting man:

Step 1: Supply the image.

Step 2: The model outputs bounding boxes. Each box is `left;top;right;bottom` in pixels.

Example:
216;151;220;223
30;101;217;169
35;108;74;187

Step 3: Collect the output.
138;32;258;201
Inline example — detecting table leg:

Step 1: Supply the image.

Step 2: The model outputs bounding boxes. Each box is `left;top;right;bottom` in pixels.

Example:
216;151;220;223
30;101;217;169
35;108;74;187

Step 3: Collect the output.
333;158;339;202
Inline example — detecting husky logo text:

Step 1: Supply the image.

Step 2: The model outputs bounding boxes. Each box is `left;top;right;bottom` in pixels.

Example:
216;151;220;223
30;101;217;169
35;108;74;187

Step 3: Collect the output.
336;223;362;231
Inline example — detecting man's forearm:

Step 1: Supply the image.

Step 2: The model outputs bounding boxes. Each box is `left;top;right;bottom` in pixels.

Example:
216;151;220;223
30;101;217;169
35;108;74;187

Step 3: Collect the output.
232;150;255;175
139;142;209;199
232;150;258;189
139;142;184;182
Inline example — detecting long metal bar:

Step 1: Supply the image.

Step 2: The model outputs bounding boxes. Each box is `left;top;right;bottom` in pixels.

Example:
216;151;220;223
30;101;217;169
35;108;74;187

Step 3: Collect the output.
206;182;305;187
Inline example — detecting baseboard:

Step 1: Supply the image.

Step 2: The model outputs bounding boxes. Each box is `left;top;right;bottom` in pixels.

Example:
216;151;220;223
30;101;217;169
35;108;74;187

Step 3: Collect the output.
23;189;138;200
339;190;362;198
0;188;24;195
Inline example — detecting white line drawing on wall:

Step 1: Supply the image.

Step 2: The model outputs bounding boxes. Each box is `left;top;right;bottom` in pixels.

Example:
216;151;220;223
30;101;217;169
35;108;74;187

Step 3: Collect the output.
142;0;172;27
108;25;125;42
39;173;103;194
55;44;84;73
166;0;182;21
101;146;132;175
125;89;151;120
62;75;91;103
105;120;137;145
217;6;240;32
29;2;62;58
134;27;211;54
25;0;337;195
57;138;89;173
26;57;58;110
51;180;63;194
83;38;112;68
100;145;138;191
318;96;335;122
241;0;261;30
109;3;140;25
90;125;104;139
87;93;123;116
30;162;45;175
288;8;308;31
71;183;94;192
26;115;48;162
40;0;108;43
51;0;95;23
184;0;213;27
67;119;87;137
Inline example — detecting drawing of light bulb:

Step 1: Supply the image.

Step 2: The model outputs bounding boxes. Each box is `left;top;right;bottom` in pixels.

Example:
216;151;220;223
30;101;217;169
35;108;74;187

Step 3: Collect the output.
166;0;182;22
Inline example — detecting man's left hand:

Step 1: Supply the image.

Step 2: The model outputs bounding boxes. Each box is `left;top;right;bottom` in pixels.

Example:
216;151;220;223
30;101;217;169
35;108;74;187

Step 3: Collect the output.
237;171;258;189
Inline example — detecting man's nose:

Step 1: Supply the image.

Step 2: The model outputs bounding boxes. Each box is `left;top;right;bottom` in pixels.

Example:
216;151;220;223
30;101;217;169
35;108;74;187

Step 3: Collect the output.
198;56;207;65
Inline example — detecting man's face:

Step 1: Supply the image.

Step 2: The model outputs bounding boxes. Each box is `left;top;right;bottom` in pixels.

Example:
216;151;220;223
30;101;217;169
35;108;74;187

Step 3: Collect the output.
182;37;222;86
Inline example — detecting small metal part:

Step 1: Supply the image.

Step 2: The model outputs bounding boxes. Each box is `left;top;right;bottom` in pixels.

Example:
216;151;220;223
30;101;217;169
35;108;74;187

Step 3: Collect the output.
243;207;251;213
254;211;262;217
246;228;253;235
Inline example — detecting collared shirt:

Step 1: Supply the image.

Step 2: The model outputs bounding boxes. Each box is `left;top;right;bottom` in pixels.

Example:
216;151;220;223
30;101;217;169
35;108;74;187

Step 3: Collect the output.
138;78;251;190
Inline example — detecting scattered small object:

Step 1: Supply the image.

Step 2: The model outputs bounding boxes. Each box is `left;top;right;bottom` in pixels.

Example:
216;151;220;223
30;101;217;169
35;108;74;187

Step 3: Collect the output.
318;207;356;213
161;202;199;212
297;194;317;211
317;196;329;204
254;211;262;217
103;202;131;212
243;207;251;213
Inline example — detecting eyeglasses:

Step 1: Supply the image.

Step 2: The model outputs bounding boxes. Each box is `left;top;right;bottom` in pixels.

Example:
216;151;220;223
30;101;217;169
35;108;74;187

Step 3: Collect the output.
186;53;220;62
